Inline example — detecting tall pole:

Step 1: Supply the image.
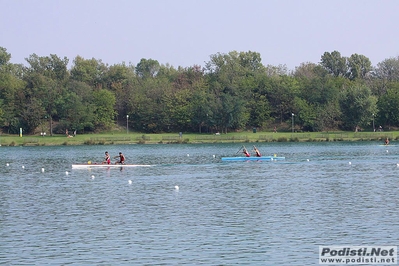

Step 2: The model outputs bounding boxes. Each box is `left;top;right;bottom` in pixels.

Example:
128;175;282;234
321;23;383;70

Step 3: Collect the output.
292;113;294;133
372;113;375;132
126;115;129;134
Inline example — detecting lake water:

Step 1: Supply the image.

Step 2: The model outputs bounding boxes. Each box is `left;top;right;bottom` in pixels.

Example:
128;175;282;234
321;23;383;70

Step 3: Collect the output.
1;142;398;265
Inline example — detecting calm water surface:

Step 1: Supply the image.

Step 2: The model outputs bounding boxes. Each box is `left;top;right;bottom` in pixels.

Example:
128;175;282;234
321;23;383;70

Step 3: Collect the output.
1;142;399;265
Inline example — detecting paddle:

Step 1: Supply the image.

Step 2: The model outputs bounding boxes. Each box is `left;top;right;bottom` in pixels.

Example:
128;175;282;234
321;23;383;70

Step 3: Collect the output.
235;145;244;155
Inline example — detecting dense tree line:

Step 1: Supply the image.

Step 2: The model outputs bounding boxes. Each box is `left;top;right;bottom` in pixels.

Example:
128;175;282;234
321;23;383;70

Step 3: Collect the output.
1;47;399;135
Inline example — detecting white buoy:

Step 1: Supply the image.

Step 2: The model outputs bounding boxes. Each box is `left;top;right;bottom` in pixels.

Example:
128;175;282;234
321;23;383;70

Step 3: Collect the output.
349;162;352;165
22;165;25;169
397;163;399;167
41;168;45;172
6;163;9;166
91;175;95;179
307;159;310;162
386;150;389;153
128;180;132;185
213;155;216;158
175;185;179;190
65;171;69;175
187;154;189;157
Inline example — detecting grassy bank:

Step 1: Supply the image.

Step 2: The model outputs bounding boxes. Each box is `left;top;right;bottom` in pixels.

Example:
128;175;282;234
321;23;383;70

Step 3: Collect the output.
0;130;396;146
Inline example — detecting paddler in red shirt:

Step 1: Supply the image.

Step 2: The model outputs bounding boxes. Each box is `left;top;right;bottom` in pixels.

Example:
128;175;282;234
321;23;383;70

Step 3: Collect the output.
243;148;250;157
102;151;111;164
253;146;262;157
114;152;125;164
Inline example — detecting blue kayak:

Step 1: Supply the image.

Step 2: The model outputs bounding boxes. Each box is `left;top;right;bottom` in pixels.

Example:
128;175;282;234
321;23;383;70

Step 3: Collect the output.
221;156;285;161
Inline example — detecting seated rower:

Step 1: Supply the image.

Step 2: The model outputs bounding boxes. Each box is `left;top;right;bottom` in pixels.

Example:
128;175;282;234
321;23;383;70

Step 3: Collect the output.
243;148;250;157
253;146;262;157
102;151;111;164
114;152;125;164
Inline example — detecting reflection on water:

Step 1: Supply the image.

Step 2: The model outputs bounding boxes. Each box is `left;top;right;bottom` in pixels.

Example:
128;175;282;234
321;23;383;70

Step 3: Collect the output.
0;142;398;265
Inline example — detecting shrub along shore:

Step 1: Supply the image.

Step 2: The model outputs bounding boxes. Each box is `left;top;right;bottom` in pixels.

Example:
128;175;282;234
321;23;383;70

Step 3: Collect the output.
0;131;396;146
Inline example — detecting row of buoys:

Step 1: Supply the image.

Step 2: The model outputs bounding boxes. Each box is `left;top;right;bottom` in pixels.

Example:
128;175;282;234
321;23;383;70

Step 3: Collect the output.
186;154;217;158
125;179;179;190
305;159;353;165
7;163;182;190
3;163;180;189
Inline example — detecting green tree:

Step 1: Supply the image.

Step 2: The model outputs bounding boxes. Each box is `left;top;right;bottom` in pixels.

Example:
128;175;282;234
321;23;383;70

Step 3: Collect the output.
23;54;69;134
70;56;107;88
170;65;212;133
266;75;300;124
372;56;399;96
339;84;377;130
376;83;399;127
375;56;399;82
314;102;342;131
92;89;117;129
25;53;69;82
248;94;271;128
135;58;160;79
293;97;317;131
347;54;372;80
104;62;136;124
205;51;263;132
0;47;11;67
190;87;213;133
164;88;193;131
0;47;26;132
212;92;248;133
18;96;45;133
320;51;348;77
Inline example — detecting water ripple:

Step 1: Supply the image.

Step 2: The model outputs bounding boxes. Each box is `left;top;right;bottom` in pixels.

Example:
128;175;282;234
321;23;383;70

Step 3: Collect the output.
1;142;398;265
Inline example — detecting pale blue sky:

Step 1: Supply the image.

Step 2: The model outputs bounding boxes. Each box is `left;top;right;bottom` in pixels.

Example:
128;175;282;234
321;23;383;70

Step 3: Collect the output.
1;0;398;70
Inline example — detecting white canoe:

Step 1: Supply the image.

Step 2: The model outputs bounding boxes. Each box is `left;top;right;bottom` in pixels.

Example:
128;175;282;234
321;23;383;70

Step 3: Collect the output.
72;164;152;169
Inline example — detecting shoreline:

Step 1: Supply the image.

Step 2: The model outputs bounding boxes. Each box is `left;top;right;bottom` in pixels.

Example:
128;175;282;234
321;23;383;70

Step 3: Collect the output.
0;131;395;146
